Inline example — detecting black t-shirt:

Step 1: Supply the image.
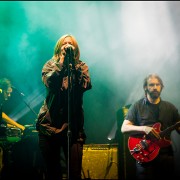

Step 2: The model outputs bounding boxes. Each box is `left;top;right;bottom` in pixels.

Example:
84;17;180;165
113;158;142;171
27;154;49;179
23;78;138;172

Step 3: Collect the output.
126;97;179;129
126;97;180;155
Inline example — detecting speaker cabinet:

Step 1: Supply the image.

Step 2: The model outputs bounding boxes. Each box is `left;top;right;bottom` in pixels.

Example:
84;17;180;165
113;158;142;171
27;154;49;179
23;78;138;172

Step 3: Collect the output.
82;144;118;179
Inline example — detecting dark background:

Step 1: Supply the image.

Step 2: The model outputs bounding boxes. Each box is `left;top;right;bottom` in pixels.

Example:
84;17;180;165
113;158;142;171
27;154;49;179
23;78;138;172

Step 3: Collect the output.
0;1;180;178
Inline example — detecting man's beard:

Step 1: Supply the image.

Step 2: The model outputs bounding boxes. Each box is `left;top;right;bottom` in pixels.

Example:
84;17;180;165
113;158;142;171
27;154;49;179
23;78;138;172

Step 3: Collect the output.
147;90;160;99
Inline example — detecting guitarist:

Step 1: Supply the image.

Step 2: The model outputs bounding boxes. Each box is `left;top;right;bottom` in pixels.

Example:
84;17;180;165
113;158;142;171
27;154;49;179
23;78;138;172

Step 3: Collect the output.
121;73;180;180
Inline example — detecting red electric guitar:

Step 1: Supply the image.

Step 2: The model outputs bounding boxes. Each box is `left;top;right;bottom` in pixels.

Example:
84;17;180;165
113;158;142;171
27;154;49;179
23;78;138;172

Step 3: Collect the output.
128;121;180;163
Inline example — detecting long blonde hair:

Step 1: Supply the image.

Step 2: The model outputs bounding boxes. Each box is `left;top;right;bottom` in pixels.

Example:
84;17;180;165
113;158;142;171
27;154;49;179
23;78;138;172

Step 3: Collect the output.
54;34;80;62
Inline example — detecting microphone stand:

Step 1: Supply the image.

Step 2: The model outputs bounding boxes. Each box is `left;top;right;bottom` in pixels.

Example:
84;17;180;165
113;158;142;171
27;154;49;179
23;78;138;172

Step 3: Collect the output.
66;47;75;180
12;87;38;126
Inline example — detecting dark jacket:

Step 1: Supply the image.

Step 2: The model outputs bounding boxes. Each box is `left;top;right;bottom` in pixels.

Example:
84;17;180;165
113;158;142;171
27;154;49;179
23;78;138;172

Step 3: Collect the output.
36;58;92;141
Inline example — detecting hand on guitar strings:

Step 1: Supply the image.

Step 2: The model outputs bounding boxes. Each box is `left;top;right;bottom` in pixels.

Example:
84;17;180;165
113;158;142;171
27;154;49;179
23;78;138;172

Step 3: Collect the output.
143;126;161;140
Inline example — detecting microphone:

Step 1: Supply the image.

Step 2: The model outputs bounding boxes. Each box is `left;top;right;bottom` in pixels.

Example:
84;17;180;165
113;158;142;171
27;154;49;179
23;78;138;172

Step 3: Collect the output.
65;46;73;54
12;86;25;97
64;46;75;67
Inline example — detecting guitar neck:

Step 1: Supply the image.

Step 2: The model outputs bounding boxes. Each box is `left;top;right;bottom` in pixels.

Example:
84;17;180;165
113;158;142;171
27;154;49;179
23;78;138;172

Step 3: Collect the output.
160;122;180;138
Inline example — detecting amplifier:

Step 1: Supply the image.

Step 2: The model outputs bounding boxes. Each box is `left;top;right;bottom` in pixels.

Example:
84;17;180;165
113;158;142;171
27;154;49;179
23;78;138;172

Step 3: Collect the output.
82;144;118;179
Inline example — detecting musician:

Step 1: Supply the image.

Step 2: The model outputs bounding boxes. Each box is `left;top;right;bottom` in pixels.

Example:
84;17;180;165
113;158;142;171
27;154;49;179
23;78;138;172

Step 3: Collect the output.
121;73;180;180
0;78;25;131
0;78;25;177
36;34;92;180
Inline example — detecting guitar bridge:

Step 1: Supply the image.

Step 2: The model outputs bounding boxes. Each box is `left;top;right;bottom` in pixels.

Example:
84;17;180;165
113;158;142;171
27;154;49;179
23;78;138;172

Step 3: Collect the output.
130;145;141;154
140;139;148;149
132;147;139;152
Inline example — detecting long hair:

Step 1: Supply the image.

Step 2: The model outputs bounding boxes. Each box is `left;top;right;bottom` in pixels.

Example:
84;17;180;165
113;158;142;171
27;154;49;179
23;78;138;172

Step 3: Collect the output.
143;73;164;95
54;34;80;62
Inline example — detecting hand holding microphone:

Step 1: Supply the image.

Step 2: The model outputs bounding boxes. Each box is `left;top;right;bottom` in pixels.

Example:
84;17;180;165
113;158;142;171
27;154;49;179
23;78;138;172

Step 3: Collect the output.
55;44;75;68
62;44;75;67
65;45;74;54
61;44;74;56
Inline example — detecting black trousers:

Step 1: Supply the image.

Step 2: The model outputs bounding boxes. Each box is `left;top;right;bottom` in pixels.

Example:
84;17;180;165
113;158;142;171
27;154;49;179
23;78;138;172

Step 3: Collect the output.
136;154;175;180
38;132;83;180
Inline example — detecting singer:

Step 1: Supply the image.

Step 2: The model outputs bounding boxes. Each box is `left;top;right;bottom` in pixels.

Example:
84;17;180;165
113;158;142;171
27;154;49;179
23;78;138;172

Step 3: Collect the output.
36;34;92;180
